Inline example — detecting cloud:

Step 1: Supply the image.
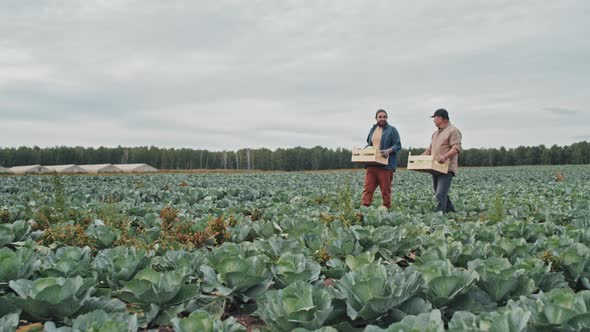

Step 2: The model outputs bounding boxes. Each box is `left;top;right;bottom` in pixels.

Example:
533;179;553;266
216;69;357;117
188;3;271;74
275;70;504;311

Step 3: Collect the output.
543;107;580;116
0;1;589;150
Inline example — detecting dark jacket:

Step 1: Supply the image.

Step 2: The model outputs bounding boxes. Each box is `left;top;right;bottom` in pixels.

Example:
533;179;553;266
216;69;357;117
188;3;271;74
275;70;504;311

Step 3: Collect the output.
366;123;402;171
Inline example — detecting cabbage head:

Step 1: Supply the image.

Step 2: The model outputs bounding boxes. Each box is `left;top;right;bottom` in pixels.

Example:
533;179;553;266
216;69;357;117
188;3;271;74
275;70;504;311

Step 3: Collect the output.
334;262;424;322
8;276;95;321
256;280;334;331
172;310;246;332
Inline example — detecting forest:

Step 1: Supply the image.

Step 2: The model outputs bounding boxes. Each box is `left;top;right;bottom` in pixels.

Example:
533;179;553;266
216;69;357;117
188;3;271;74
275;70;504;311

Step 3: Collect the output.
1;141;588;171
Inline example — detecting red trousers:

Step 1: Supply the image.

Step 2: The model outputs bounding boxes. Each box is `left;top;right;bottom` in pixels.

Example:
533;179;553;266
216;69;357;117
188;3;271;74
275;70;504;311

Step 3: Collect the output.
361;166;394;208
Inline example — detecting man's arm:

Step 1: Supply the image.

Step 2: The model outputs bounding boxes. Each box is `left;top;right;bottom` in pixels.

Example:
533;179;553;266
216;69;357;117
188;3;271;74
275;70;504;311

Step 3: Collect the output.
437;148;458;163
437;129;462;163
381;127;401;156
390;127;401;153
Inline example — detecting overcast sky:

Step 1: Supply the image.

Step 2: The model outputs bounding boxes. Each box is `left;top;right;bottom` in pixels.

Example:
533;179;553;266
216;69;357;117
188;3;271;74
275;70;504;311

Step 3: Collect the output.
1;1;589;151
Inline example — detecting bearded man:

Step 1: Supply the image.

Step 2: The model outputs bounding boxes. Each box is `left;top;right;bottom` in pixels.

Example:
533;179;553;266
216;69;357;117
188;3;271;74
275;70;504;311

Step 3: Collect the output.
361;109;402;209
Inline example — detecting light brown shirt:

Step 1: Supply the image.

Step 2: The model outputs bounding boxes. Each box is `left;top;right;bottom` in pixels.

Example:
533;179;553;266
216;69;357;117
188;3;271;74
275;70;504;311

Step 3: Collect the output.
424;122;462;175
371;127;383;150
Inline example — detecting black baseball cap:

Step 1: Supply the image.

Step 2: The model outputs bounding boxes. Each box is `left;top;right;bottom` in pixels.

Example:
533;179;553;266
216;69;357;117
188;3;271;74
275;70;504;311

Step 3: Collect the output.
430;108;449;119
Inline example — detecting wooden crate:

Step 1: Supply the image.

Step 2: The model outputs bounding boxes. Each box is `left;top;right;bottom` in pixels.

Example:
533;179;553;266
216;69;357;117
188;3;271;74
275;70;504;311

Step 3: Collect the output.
351;147;388;166
407;152;448;174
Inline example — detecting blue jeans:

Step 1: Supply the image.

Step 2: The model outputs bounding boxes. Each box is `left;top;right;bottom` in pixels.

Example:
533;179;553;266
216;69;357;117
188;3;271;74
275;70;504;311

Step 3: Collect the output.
432;172;456;213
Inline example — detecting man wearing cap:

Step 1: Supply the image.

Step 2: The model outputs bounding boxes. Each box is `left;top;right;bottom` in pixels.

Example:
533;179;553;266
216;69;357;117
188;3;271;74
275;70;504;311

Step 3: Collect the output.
361;109;402;209
422;108;462;213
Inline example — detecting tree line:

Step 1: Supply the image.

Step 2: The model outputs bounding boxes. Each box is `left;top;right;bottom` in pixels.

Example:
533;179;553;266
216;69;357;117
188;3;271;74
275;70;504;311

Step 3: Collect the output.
0;141;588;171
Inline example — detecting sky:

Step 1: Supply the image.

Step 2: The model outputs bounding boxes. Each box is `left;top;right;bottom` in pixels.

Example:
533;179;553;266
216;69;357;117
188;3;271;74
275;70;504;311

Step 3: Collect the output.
1;0;589;151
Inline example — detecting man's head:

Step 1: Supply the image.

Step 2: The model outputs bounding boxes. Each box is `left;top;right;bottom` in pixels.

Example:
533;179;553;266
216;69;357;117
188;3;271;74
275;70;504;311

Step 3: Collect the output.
430;108;449;128
376;109;388;127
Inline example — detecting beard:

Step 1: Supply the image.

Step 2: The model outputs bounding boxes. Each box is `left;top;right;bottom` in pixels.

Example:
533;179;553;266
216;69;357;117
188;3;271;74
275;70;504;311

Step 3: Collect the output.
377;120;387;127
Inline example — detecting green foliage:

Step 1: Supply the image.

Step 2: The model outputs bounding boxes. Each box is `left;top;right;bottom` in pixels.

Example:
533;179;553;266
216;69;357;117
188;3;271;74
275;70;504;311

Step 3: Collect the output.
271;252;321;288
334;183;362;227
488;192;505;223
92;247;151;289
7;276;96;321
449;308;530;332
560;243;590;288
0;220;33;247
0;165;589;331
115;268;199;307
201;254;272;301
172;310;246;332
44;310;138;332
334;262;424;322
364;310;445;332
52;175;67;212
2;141;590;170
85;222;122;249
508;288;590;331
150;250;209;279
468;257;535;303
408;260;479;308
38;246;92;278
255;280;334;331
0;313;19;332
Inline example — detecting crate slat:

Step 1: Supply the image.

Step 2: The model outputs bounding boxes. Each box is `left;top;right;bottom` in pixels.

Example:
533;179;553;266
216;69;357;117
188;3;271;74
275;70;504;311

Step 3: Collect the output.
351;147;388;165
407;152;448;174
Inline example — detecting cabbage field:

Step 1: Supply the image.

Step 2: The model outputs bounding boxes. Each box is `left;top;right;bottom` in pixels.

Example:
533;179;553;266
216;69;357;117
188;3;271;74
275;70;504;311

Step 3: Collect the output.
1;165;590;331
